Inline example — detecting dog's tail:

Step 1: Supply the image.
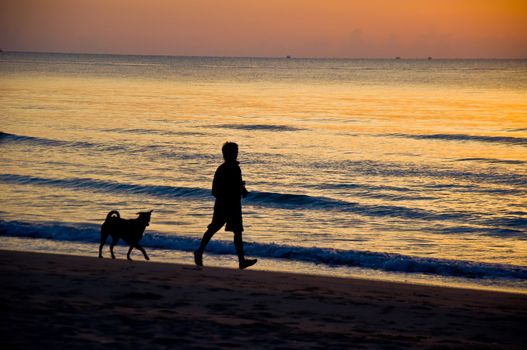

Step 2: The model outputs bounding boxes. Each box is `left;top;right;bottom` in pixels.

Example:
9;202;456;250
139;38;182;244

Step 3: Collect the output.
105;210;120;221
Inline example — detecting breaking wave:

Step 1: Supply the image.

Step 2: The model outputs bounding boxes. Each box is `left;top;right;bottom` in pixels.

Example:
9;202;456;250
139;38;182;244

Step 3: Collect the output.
1;220;526;280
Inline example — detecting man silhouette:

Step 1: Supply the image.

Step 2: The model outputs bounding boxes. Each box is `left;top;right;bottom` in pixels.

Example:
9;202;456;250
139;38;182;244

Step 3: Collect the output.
194;142;257;270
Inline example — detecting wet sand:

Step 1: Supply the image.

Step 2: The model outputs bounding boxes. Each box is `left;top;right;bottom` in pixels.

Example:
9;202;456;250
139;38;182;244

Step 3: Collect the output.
0;249;525;349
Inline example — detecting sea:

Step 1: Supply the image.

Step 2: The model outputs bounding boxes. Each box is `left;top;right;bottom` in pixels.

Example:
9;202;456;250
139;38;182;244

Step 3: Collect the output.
1;52;526;293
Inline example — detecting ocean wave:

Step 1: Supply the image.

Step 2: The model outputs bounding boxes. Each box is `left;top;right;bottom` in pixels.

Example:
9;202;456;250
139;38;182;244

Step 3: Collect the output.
4;131;524;190
1;220;526;280
246;191;455;220
311;159;527;188
214;124;302;132
3;174;523;237
388;133;527;146
103;128;206;137
0;174;210;199
484;216;527;229
0;131;213;161
455;158;526;165
0;131;107;150
0;131;268;163
0;174;458;220
1;132;71;147
2;174;524;235
311;183;437;201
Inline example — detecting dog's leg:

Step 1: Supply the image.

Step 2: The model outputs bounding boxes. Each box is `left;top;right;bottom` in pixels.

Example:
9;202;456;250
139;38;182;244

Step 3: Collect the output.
127;246;134;261
135;244;150;261
110;236;119;259
99;230;109;258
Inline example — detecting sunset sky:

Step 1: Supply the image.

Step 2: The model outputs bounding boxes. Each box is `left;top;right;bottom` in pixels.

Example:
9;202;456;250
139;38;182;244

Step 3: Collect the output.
1;0;526;58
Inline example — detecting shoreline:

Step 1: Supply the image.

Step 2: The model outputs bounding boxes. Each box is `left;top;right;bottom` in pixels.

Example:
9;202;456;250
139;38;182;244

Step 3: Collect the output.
1;249;526;349
1;236;526;295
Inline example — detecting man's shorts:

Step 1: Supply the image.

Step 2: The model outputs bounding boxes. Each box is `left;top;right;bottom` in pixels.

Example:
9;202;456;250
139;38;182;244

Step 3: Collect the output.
207;199;244;232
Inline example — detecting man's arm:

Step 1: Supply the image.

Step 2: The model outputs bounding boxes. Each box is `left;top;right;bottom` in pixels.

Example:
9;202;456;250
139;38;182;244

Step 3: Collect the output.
211;166;222;198
238;166;249;198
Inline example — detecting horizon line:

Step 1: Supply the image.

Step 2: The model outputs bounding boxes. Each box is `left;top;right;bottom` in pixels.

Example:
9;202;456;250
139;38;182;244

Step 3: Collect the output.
2;49;526;61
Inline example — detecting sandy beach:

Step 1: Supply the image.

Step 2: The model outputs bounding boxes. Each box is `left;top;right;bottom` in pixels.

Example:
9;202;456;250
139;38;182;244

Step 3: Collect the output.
0;250;525;349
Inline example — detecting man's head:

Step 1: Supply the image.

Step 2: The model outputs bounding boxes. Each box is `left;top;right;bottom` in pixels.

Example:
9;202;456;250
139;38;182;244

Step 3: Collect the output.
222;142;238;162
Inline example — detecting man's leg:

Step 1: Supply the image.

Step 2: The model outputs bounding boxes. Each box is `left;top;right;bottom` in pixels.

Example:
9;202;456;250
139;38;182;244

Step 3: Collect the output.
233;230;245;261
194;225;221;266
234;230;257;270
197;227;219;254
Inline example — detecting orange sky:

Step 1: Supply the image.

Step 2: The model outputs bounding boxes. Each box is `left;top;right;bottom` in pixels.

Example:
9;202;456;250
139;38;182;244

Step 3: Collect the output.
1;0;526;58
